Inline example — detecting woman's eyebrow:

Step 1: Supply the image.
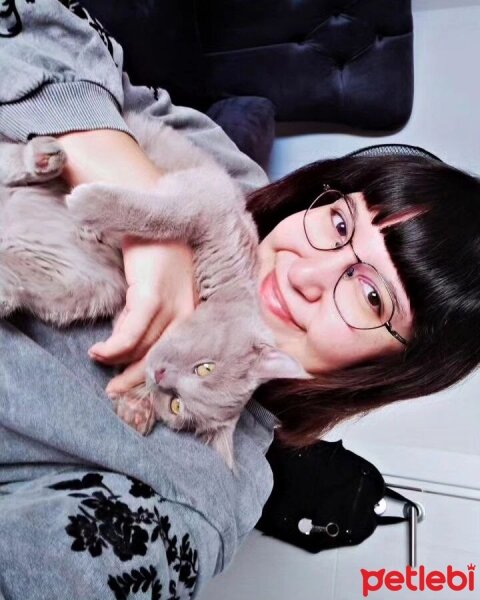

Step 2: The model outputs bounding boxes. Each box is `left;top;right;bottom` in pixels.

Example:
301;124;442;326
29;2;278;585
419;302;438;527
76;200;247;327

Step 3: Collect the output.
345;193;407;320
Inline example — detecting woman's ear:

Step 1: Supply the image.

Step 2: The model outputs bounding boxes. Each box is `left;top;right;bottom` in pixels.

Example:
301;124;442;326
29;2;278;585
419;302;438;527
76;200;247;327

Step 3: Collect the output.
254;344;313;383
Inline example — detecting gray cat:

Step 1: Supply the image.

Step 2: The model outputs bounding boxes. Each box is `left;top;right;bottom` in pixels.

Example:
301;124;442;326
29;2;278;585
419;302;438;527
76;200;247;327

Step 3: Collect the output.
0;112;310;470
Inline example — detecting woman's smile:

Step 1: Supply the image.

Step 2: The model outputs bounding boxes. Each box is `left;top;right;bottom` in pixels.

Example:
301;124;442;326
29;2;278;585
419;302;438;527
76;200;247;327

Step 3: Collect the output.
259;269;301;330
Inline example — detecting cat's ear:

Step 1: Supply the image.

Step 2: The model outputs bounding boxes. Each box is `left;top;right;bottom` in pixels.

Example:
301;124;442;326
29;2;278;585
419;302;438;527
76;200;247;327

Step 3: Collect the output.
201;418;239;472
254;344;313;383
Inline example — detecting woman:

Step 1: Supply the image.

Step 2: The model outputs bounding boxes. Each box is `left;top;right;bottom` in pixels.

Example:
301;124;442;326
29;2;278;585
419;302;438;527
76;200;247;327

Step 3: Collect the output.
1;2;479;599
249;149;480;446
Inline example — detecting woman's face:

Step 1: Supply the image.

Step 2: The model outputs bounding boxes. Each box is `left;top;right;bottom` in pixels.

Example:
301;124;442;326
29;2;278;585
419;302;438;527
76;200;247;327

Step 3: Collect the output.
256;192;414;373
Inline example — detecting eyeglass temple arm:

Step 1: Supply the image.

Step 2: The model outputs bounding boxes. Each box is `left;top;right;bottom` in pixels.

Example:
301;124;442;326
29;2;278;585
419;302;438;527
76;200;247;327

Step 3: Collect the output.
385;321;408;345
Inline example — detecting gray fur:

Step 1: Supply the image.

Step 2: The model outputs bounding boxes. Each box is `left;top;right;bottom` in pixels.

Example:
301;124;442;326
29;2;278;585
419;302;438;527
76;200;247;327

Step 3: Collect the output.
0;112;310;470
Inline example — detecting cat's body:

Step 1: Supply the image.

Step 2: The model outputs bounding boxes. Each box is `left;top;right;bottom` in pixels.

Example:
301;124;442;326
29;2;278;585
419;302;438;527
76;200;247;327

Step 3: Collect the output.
0;137;126;323
0;112;309;470
0;113;256;323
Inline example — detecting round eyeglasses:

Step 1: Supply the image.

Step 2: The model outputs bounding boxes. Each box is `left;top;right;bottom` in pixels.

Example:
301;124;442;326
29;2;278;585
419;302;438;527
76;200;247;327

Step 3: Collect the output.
302;185;408;345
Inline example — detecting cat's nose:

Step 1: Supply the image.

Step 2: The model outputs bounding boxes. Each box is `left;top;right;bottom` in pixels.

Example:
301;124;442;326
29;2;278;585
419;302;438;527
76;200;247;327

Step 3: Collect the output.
154;368;166;384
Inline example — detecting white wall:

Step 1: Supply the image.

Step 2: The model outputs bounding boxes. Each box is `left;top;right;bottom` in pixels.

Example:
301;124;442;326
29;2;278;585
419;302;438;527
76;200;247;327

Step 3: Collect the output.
414;0;480;9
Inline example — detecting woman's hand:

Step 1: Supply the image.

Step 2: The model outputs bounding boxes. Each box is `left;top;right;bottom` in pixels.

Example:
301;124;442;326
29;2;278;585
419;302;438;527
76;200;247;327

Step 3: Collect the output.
57;129;199;393
92;237;198;394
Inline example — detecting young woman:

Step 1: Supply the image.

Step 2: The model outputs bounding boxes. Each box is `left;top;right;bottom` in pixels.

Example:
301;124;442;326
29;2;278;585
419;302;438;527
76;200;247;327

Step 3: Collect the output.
0;2;479;599
249;149;480;446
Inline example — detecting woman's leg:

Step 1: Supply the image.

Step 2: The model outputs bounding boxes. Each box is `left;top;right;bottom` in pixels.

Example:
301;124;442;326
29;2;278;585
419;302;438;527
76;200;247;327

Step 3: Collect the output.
0;468;213;599
0;316;221;599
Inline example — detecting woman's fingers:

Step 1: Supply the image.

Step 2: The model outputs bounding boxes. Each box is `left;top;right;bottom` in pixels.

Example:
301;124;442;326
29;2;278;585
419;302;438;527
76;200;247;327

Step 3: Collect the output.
105;316;185;396
89;291;166;364
89;305;128;360
105;356;148;396
89;239;197;366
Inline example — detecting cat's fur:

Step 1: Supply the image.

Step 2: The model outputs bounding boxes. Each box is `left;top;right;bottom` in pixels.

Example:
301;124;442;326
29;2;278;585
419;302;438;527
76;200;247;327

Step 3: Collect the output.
0;112;310;470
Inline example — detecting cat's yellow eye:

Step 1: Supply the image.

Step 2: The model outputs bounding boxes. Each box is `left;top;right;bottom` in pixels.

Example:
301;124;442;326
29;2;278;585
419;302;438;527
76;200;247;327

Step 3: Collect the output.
194;362;216;378
170;397;182;416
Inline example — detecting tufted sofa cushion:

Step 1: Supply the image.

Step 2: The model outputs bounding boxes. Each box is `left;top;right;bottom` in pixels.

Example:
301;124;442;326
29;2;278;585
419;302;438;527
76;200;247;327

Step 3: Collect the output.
206;96;276;167
80;0;413;131
197;0;414;129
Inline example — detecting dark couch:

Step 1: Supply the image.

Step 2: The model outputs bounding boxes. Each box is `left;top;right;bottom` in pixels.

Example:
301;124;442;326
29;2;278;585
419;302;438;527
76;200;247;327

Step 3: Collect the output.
81;0;414;168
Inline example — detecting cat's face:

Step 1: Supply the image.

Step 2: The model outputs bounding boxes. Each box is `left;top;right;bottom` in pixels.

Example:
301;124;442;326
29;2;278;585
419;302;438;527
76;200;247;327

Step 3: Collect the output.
145;299;311;468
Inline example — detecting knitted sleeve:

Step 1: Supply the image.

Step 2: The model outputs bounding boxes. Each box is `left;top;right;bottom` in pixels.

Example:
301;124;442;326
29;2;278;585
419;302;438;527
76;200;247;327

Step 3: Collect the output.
0;0;132;141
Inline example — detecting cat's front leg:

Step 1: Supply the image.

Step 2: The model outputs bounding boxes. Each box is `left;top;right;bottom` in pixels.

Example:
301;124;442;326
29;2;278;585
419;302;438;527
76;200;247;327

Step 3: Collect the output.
110;389;157;435
0;137;67;186
66;181;196;242
66;183;146;237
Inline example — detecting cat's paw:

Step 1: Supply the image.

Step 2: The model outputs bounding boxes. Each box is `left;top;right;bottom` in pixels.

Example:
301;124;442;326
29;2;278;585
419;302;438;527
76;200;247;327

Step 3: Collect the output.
66;183;116;231
24;136;66;181
110;392;156;436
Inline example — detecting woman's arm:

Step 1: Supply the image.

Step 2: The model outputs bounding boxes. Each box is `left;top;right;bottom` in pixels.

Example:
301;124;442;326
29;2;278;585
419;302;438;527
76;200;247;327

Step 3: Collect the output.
0;0;129;141
56;129;199;390
58;129;161;189
0;5;275;597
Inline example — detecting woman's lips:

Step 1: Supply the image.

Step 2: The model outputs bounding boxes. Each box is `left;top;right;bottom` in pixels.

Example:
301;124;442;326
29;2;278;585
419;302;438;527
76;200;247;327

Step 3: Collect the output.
260;270;300;329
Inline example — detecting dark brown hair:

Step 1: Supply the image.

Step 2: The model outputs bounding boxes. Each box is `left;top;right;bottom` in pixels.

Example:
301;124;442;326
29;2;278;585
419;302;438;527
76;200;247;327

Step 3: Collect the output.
247;155;480;447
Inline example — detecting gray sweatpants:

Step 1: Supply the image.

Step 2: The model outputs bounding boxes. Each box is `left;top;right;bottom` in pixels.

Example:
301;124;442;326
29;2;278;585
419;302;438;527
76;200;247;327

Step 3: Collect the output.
0;304;275;600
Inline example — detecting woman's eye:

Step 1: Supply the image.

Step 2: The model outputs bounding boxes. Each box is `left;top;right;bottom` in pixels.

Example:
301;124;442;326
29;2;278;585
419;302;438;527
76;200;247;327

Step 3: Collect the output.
360;280;382;314
331;210;349;238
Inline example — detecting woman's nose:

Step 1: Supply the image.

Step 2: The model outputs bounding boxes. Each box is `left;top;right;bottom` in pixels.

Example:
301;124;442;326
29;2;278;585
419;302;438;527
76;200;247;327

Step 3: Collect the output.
288;250;351;302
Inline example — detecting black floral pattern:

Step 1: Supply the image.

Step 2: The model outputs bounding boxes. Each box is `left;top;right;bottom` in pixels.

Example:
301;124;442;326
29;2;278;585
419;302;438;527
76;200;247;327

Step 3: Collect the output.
48;473;199;599
127;475;158;499
0;0;35;38
59;0;117;63
108;566;163;600
67;512;106;556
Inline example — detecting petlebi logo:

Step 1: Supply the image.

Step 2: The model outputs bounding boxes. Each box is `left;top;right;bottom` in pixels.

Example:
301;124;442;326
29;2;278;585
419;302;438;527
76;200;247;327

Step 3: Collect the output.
361;563;476;596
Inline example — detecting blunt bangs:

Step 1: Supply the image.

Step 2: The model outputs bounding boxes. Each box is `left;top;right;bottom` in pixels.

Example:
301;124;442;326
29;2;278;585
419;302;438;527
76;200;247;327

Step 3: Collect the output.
358;158;480;342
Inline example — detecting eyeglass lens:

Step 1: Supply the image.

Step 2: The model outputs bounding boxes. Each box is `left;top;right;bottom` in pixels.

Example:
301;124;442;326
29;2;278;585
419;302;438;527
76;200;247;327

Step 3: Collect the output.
304;189;355;251
334;263;394;329
304;190;395;330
